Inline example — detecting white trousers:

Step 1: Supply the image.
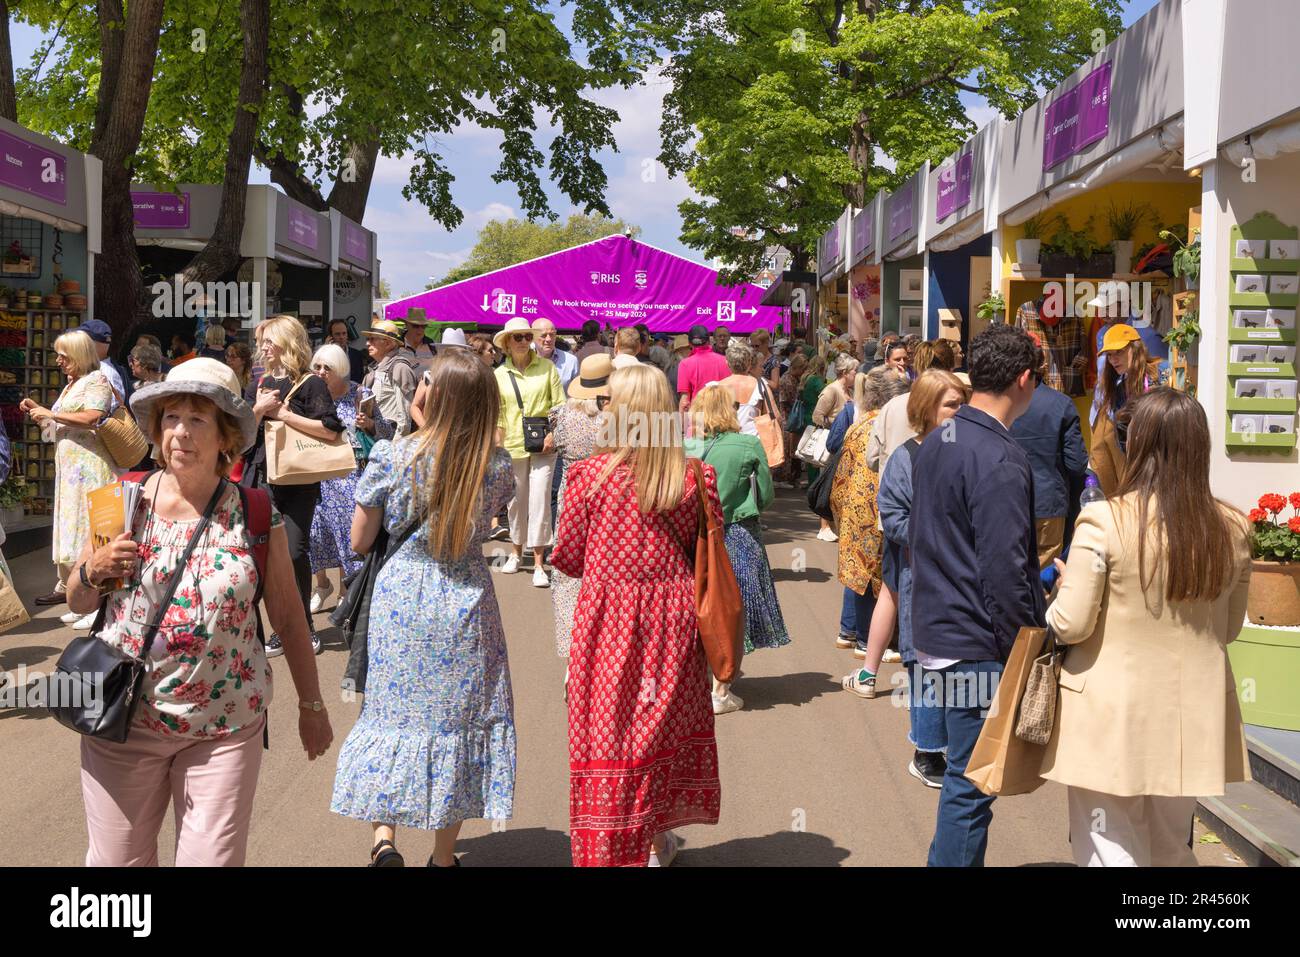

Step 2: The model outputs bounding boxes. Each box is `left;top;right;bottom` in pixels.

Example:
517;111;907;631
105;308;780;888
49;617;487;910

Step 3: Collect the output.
1067;786;1197;867
508;453;556;551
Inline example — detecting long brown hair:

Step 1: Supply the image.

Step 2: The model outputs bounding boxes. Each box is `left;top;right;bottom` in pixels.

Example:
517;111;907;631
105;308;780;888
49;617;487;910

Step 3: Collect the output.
1113;388;1244;603
409;349;501;559
1098;337;1152;421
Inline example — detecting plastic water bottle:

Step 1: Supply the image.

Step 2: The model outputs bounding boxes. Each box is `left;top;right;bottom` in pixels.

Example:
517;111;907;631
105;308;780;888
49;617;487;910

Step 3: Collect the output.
1079;473;1105;507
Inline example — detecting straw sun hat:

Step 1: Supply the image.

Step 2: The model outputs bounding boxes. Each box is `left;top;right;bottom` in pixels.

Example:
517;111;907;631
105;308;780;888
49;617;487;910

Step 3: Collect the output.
128;357;258;453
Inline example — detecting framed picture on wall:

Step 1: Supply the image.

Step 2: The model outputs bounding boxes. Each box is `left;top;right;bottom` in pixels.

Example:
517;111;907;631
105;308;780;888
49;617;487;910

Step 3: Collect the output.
899;269;924;300
899;305;924;335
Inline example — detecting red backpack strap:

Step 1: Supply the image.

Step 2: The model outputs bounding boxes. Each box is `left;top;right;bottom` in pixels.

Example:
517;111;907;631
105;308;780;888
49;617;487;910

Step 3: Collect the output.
236;484;273;603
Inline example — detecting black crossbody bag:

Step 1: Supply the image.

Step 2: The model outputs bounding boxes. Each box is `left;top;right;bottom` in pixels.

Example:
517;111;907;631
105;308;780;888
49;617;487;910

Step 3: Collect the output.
508;369;551;453
47;479;227;743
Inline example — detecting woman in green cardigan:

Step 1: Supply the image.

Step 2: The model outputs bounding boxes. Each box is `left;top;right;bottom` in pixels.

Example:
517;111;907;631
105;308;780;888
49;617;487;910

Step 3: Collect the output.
685;384;791;716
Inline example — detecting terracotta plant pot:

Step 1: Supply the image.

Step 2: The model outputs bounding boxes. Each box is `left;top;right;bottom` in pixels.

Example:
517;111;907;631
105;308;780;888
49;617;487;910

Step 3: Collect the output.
1247;560;1300;626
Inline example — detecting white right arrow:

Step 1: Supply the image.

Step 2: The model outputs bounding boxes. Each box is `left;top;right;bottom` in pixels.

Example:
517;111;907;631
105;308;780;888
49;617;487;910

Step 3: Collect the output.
740;306;758;317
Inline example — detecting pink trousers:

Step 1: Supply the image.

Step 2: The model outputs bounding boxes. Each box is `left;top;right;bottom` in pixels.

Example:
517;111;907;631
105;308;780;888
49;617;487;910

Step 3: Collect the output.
80;716;265;867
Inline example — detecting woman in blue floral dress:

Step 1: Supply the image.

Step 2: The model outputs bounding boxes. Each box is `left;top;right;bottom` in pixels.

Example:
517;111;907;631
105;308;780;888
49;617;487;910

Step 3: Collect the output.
307;344;365;612
331;349;517;868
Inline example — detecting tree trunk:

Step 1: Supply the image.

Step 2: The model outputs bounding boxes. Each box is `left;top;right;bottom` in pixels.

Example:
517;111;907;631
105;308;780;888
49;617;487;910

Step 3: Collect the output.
93;0;126;144
254;80;327;210
325;135;379;222
90;0;165;347
846;109;872;208
0;1;17;121
182;0;269;286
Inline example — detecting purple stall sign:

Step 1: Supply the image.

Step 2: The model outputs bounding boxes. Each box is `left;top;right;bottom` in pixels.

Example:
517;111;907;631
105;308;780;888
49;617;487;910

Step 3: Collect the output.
343;220;369;262
0;129;67;205
887;181;915;245
1043;62;1112;170
936;153;973;222
287;205;319;250
132;190;190;229
818;219;843;276
852;206;874;263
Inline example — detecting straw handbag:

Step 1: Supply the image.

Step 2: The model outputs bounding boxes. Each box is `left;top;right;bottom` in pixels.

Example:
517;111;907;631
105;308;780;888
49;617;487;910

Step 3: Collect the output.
98;387;149;468
264;377;357;485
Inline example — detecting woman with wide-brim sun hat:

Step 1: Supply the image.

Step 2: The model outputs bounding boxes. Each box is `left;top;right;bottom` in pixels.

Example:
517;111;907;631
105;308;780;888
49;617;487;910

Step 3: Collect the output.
65;357;331;866
492;316;564;587
550;352;612;663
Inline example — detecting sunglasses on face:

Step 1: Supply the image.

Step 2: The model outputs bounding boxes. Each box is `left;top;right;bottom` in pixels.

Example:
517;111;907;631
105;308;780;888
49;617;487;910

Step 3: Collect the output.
510;333;533;343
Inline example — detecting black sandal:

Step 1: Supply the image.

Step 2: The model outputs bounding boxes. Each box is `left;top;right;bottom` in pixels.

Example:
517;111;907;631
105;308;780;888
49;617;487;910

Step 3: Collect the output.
369;839;404;867
426;854;461;867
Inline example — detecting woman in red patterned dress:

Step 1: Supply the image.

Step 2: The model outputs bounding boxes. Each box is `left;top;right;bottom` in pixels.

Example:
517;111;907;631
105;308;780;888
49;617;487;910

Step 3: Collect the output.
552;364;723;867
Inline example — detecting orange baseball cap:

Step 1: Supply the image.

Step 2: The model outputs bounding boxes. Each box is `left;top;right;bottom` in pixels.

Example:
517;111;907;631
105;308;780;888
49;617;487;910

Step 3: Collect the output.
1098;323;1141;354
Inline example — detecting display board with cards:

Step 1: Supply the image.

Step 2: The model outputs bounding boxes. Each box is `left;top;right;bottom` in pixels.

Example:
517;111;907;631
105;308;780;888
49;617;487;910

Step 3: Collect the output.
1225;212;1298;451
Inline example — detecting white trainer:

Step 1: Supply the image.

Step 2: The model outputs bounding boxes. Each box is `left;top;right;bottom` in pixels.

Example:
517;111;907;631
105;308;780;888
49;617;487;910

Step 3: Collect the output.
72;613;98;631
60;610;82;624
816;527;839;542
500;554;520;574
882;649;902;663
309;582;333;614
712;691;744;715
532;567;549;588
648;831;680;867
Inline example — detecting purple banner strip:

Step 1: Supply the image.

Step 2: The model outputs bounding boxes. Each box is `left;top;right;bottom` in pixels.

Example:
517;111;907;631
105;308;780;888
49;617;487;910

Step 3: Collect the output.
132;190;190;229
1043;62;1112;170
0;129;67;205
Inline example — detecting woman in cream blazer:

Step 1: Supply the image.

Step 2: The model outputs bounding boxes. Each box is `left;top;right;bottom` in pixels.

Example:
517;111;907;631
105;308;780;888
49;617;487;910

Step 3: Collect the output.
1040;389;1253;867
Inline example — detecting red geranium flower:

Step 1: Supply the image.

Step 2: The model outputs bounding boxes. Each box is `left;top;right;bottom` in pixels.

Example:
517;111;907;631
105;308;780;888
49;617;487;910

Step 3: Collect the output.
1249;508;1268;524
1260;493;1287;514
1289;516;1300;535
1290;492;1300;511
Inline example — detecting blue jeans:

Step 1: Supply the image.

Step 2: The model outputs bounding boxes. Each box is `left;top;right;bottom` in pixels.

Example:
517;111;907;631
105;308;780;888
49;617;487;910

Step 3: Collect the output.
839;587;876;639
906;662;947;754
925;660;1003;867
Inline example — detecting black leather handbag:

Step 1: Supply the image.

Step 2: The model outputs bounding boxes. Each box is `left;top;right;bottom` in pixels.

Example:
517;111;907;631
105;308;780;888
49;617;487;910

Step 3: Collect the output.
47;479;226;743
507;369;550;453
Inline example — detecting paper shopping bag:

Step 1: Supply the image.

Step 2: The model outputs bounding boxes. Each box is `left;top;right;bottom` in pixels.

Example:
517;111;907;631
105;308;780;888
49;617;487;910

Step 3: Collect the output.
964;626;1049;797
0;565;31;635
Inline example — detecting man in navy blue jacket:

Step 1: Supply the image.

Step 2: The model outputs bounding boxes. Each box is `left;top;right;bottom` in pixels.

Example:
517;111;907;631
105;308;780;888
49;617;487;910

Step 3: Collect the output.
1010;347;1089;570
910;324;1046;867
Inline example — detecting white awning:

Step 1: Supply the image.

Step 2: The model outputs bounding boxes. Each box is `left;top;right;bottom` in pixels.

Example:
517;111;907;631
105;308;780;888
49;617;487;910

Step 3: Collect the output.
0;197;85;233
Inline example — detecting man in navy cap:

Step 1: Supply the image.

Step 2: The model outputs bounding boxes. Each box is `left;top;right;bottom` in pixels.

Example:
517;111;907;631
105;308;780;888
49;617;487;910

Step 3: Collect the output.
76;319;129;410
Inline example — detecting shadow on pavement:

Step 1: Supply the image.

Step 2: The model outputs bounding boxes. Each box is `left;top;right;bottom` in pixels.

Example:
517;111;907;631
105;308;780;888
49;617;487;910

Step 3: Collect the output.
455;826;572;867
732;671;840;711
0;643;62;670
678;829;850;867
770;567;832;584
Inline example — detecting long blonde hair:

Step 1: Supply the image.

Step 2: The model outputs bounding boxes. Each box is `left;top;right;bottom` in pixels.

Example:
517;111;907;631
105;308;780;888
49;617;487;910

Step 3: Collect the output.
410;350;501;559
258;314;311;380
592;364;685;514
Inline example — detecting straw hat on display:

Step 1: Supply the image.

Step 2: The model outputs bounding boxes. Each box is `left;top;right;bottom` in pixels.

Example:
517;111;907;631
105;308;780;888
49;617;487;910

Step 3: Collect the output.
492;316;534;350
129;357;258;453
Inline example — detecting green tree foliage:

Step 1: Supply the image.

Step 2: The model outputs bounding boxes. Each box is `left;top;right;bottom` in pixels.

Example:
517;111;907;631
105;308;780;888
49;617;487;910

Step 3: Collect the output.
429;212;639;287
652;0;1121;280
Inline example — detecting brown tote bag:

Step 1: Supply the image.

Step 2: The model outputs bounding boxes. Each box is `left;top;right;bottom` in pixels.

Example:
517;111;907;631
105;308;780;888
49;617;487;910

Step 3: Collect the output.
688;458;744;683
264;377;357;485
963;626;1051;797
752;378;787;470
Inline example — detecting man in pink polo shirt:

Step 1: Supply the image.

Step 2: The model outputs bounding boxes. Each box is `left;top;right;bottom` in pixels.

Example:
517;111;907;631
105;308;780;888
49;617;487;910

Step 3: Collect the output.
675;324;732;413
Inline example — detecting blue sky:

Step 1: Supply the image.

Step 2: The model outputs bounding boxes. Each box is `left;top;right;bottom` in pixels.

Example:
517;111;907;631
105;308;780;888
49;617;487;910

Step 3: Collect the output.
10;0;1159;298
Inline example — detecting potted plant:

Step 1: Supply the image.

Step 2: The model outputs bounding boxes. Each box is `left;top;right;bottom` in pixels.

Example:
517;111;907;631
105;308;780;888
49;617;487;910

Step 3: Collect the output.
0;474;31;527
1106;201;1154;274
1163;309;1200;354
1246;493;1300;626
976;292;1006;325
1015;214;1048;268
1041;214;1114;277
1159;227;1201;289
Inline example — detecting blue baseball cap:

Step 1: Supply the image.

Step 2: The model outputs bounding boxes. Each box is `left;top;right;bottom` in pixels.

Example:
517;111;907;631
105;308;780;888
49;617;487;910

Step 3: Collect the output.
77;319;113;343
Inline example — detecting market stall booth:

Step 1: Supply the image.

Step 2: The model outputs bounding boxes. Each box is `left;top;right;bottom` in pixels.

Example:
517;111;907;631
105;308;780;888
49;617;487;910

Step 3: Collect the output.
385;234;783;335
0;118;102;536
997;0;1196;441
759;268;817;341
880;165;928;338
815;207;851;339
1182;0;1300;734
925;122;999;349
329;209;379;344
846;194;882;342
